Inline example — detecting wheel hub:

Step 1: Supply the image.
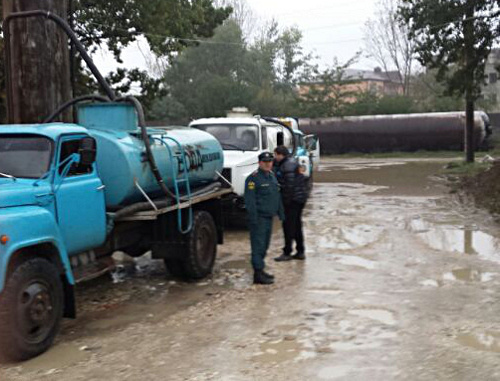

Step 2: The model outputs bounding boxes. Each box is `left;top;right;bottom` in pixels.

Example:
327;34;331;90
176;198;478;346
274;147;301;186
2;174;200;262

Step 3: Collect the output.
19;282;54;341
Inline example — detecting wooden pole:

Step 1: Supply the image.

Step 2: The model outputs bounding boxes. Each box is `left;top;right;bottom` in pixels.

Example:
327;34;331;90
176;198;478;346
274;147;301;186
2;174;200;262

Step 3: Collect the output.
464;3;475;163
3;0;72;124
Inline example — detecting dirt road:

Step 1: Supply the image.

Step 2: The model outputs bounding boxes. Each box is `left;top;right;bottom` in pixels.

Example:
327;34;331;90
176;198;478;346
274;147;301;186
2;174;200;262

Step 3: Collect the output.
3;158;500;380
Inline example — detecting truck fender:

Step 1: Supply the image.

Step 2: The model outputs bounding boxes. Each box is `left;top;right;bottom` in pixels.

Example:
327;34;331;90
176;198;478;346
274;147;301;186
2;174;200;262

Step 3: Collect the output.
0;206;75;294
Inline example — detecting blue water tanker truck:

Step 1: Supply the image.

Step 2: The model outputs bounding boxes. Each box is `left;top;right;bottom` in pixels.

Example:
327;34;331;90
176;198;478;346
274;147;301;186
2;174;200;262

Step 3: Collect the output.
0;11;231;361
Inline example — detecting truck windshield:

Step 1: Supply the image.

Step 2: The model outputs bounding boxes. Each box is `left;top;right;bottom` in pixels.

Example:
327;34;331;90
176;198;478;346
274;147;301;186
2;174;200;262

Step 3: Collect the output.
0;135;53;179
192;124;260;151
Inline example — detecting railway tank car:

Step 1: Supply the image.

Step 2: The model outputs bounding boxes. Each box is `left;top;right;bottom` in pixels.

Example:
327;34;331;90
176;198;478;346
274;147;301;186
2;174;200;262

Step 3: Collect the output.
299;112;490;154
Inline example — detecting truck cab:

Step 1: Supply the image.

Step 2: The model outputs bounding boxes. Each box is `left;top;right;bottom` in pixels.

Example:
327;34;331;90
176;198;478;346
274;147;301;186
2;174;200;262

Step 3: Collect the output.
190;115;320;214
0;125;107;278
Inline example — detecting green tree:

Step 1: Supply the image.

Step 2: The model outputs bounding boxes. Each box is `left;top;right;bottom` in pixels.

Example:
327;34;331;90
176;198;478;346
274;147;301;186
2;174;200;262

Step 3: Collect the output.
410;70;464;112
160;20;250;120
0;1;231;121
154;19;311;121
299;56;360;118
399;0;500;162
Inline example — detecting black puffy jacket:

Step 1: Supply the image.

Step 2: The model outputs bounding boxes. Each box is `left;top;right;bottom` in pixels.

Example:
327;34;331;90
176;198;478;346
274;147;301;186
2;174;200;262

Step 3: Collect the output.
274;157;309;205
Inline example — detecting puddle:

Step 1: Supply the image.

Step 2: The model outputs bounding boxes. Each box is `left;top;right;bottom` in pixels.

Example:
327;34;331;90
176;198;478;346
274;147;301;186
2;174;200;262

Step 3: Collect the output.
443;268;496;282
307;289;344;296
220;259;249;270
420;279;441;287
348;309;397;326
331;255;376;270
20;343;89;372
457;331;500;353
317;365;352;380
315;161;445;196
410;219;500;261
318;225;383;251
253;339;304;364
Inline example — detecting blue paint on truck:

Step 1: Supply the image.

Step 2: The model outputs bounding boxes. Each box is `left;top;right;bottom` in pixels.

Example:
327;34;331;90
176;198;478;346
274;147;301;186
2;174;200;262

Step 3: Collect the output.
0;104;228;361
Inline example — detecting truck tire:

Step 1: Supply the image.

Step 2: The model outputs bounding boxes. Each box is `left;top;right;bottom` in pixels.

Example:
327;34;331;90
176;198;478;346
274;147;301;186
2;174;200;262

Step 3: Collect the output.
164;211;217;280
164;259;186;279
0;258;64;362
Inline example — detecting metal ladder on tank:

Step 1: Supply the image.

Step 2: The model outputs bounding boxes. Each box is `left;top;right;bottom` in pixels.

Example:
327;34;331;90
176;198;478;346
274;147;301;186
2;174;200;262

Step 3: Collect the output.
155;135;193;234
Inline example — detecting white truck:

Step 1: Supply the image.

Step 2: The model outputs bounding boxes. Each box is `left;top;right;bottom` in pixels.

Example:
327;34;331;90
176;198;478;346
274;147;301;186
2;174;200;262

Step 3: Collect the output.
190;114;319;217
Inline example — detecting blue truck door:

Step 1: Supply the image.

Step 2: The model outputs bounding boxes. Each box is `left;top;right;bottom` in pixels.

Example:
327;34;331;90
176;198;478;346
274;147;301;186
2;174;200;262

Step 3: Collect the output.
55;135;107;254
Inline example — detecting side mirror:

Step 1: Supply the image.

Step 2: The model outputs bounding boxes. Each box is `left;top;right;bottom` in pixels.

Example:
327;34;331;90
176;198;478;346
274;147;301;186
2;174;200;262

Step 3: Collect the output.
79;137;97;166
277;131;284;146
305;135;318;151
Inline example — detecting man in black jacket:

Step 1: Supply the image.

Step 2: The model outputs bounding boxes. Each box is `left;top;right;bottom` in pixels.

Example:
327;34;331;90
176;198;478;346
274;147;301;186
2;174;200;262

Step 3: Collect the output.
273;146;309;262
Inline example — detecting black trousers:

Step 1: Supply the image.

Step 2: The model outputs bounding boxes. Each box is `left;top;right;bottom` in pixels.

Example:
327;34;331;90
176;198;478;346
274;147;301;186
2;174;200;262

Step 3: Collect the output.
282;201;305;256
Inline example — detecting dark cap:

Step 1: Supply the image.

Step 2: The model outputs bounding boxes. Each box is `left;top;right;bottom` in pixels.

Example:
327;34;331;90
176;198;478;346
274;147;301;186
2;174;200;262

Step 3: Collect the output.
258;152;274;162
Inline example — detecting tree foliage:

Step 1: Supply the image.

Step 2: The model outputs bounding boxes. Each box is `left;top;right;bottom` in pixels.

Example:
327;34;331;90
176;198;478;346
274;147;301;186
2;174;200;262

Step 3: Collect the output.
153;19;310;122
73;0;231;60
299;56;360;118
0;0;231;121
399;0;500;161
399;0;500;99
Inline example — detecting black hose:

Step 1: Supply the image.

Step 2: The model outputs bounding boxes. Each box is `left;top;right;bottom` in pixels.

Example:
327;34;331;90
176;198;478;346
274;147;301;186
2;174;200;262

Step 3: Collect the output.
116;96;176;199
3;10;116;118
43;94;111;123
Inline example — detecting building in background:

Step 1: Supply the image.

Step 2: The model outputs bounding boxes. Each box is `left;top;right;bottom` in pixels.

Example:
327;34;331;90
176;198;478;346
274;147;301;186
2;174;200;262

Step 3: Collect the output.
481;48;500;112
299;67;404;103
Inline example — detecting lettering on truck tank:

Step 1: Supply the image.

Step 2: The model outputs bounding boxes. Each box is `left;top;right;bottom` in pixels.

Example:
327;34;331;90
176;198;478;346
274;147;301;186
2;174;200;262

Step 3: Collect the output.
177;146;221;173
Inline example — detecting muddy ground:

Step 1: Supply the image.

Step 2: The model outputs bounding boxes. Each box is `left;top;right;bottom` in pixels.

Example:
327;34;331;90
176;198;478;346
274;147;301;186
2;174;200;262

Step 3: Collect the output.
3;157;500;380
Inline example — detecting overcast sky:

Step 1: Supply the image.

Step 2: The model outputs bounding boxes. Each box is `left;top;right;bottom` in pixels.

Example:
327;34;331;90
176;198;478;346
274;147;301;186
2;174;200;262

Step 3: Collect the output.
93;0;378;77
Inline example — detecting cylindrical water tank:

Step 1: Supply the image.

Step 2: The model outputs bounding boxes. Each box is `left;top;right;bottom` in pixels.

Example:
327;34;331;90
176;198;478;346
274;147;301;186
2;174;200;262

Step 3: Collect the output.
91;127;223;208
78;103;223;208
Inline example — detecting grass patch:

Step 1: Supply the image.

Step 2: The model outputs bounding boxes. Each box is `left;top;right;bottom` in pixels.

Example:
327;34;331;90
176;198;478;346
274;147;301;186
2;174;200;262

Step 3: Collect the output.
326;150;464;159
442;161;493;176
324;148;500;160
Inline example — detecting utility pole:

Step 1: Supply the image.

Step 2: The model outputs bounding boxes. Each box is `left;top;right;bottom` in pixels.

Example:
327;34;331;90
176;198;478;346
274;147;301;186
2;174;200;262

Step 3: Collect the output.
3;0;72;124
463;3;475;163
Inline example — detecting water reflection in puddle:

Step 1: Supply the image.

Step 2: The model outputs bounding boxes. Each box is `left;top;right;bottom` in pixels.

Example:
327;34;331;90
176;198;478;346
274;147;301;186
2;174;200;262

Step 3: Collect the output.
317;365;352;380
331;255;376;270
348;309;397;326
410;219;500;262
253;339;304;364
20;343;89;372
443;269;496;282
457;332;500;353
317;225;383;251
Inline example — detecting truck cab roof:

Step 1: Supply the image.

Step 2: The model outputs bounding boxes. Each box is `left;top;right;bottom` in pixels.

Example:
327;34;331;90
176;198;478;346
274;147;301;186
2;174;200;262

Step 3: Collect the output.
190;117;261;126
0;123;89;140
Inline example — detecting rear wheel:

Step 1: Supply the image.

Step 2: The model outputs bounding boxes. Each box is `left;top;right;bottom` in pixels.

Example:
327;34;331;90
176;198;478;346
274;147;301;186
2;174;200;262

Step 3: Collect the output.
0;258;63;362
164;211;217;280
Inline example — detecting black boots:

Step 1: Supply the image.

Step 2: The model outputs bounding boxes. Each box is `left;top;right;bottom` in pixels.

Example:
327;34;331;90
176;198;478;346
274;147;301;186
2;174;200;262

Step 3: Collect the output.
254;270;274;285
291;252;305;260
263;270;275;279
274;254;292;262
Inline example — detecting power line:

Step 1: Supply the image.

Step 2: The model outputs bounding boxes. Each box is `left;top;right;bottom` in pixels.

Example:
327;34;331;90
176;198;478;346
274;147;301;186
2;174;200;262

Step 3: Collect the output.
275;1;373;18
86;20;365;48
85;10;500;51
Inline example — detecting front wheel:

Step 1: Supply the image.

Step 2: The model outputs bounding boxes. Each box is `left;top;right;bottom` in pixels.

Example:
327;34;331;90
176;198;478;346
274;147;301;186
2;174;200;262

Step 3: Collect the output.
0;258;63;362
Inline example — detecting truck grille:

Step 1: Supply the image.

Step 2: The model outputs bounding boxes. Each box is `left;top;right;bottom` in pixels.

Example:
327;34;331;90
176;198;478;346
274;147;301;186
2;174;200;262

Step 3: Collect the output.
220;168;232;188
